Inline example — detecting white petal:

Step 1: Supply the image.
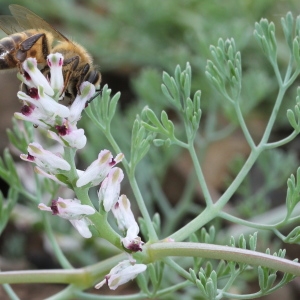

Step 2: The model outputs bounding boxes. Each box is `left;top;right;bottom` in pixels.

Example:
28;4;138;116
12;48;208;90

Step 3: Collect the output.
38;203;52;212
38;87;70;118
94;279;106;289
23;58;54;96
34;167;68;186
56;198;95;219
112;195;138;231
99;168;124;212
108;262;147;290
28;142;71;172
69;219;93;238
48;53;64;94
68;82;95;123
61;128;87;149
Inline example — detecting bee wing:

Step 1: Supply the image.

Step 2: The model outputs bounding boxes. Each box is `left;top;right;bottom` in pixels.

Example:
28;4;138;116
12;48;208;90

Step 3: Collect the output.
9;4;69;42
0;15;25;34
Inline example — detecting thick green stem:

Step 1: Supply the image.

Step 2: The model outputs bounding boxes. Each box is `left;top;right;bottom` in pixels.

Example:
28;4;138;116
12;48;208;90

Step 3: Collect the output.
146;242;300;276
0;254;125;287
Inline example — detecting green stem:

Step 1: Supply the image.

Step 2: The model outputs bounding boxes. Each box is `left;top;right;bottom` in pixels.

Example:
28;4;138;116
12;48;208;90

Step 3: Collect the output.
234;103;255;150
272;59;283;86
188;144;213;207
163;257;192;280
220;290;263;300
217;269;241;299
0;254;124;287
75;187;122;248
220;203;300;238
146;242;300;276
218;212;275;231
2;284;19;300
169;149;260;241
259;86;287;145
264;130;299;149
170;67;291;241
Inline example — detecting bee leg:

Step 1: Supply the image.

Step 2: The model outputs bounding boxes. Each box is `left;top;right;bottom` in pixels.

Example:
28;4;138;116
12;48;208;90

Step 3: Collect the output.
16;33;48;72
86;90;102;104
87;70;101;86
74;63;91;94
74;64;101;97
60;56;80;97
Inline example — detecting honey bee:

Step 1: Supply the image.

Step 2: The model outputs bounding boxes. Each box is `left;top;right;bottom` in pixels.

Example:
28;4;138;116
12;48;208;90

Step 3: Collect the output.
0;4;101;100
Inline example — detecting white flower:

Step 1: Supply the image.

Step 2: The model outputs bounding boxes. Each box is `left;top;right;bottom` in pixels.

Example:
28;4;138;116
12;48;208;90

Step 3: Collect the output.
112;195;143;252
122;226;144;252
68;82;96;124
38;198;95;238
15;55;97;136
20;142;70;174
76;150;124;187
48;121;87;149
69;218;94;239
95;260;147;290
47;53;64;96
14;104;54;129
21;57;54;96
112;195;139;232
17;88;70;119
98;167;124;212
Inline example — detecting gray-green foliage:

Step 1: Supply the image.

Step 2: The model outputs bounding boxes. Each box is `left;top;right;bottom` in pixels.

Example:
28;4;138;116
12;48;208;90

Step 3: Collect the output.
2;1;300;299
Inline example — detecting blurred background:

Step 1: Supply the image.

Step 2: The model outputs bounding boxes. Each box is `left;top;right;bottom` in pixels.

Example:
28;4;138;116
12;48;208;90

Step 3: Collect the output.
0;0;300;299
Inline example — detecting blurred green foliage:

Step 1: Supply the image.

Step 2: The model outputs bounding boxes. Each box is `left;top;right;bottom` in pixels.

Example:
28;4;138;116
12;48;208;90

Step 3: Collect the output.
0;0;297;208
0;2;300;297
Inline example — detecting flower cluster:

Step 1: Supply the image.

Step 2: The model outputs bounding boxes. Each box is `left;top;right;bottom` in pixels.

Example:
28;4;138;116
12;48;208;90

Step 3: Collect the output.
15;54;94;149
16;54;147;289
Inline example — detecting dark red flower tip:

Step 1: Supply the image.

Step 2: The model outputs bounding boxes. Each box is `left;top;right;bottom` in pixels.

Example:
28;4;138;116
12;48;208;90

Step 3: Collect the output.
55;125;68;136
24;71;31;81
28;88;39;99
21;105;34;116
27;153;35;161
109;158;116;167
50;200;59;215
126;242;143;252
